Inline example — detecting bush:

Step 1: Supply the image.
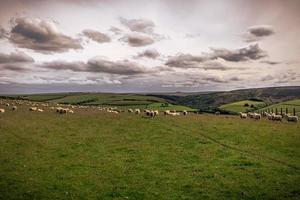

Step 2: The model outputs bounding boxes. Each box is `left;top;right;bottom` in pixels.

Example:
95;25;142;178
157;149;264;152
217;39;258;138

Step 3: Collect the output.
244;103;249;107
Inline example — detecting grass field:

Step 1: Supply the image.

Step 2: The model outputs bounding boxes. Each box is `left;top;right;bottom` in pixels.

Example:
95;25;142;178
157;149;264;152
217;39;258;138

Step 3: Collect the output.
219;100;266;113
258;99;300;116
0;102;299;199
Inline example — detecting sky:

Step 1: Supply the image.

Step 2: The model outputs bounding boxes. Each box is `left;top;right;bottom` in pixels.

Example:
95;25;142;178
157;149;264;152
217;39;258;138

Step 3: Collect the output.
0;0;299;94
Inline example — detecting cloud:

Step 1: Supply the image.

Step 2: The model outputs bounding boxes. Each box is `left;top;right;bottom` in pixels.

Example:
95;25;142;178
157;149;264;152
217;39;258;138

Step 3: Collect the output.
8;17;82;53
0;51;34;63
120;17;155;34
87;57;150;75
136;48;160;59
209;44;267;62
165;53;206;68
202;61;235;71
260;60;281;65
40;57;155;75
109;26;122;35
82;29;111;43
244;25;275;42
120;33;154;47
0;64;29;72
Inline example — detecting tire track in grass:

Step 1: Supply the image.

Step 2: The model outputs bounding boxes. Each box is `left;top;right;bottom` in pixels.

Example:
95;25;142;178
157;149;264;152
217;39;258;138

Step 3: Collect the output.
169;122;300;171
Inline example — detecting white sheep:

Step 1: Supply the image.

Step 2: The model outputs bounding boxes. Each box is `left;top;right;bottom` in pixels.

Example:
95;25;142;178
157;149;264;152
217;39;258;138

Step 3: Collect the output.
128;109;133;113
12;106;17;111
164;110;170;115
37;109;44;112
215;111;220;115
29;107;37;111
239;112;247;119
182;110;188;115
253;113;261;120
135;109;141;114
286;115;298;122
0;108;5;113
272;113;282;121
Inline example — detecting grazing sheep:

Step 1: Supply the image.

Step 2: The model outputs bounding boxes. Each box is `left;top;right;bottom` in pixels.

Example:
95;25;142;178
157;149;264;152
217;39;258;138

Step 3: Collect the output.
215;111;220;115
5;103;9;107
37;109;44;112
239;112;247;119
135;109;141;114
0;108;5;113
12;106;17;111
128;109;133;113
153;110;159;116
68;110;74;114
182;110;188;115
286;115;298;122
247;112;255;118
253;113;261;120
164;110;170;115
29;107;37;111
272;113;282;121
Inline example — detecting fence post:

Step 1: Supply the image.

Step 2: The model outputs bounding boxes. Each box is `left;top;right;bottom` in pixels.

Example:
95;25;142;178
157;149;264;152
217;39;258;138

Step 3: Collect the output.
294;108;296;116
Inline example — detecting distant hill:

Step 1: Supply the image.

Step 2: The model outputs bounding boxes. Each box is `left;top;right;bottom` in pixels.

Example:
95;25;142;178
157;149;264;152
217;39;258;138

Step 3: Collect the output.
150;86;300;112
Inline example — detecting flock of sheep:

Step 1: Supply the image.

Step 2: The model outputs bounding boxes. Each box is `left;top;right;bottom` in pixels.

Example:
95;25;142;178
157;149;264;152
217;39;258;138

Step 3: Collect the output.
0;99;298;123
238;111;298;122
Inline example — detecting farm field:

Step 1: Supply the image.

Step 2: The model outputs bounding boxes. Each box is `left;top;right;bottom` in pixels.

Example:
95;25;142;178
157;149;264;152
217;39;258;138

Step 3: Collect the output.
9;93;195;112
219;100;266;113
0;102;299;199
258;99;300;116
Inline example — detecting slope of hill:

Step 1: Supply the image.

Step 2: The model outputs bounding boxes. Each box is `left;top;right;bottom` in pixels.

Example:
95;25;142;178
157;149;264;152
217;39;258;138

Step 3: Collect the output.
166;86;300;111
219;100;266;113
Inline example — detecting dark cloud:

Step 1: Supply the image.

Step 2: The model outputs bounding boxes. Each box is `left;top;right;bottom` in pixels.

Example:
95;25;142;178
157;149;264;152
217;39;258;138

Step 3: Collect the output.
0;26;9;39
40;60;85;71
0;64;29;72
209;44;267;62
87;57;150;75
40;57;154;75
136;48;160;59
8;17;82;54
165;53;206;68
0;51;34;63
244;25;275;42
82;29;111;43
120;33;154;47
120;17;155;34
261;75;274;81
260;60;281;65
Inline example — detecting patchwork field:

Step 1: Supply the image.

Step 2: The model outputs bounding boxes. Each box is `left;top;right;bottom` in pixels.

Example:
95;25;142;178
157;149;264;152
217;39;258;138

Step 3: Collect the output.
219;100;266;113
0;102;299;199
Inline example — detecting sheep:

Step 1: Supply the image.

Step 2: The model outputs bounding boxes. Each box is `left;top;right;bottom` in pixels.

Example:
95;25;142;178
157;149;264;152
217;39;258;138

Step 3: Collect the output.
253;113;261;120
135;109;141;114
29;107;37;111
215;111;220;115
0;108;5;113
247;112;255;118
12;106;17;111
153;110;159;116
182;110;188;115
272;113;282;121
164;110;170;115
286;115;298;122
128;109;133;113
5;103;9;107
239;112;247;119
37;109;44;112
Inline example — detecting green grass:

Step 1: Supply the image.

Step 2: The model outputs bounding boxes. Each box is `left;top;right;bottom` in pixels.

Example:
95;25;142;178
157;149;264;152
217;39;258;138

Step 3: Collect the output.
0;101;299;199
258;99;300;116
219;100;266;113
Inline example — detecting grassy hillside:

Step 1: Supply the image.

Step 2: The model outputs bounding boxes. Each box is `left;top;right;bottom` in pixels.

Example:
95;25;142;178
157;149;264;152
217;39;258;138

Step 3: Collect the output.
0;102;299;199
258;99;300;116
165;86;300;111
219;100;266;113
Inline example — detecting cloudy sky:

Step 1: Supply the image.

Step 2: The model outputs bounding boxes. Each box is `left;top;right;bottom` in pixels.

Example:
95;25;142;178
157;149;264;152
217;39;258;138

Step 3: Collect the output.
0;0;299;94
